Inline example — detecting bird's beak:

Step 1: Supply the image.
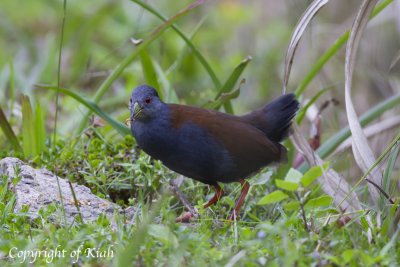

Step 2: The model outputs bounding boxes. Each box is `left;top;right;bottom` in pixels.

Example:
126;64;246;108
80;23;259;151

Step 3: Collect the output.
131;102;143;122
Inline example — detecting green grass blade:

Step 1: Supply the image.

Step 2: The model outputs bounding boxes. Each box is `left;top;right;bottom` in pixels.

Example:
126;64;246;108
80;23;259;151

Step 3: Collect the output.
0;108;22;152
9;61;15;117
203;87;240;110
130;0;221;89
295;0;393;96
21;95;36;157
153;61;179;103
34;101;46;154
77;0;206;134
382;145;399;196
139;49;162;98
37;84;130;136
295;86;332;123
216;56;251;113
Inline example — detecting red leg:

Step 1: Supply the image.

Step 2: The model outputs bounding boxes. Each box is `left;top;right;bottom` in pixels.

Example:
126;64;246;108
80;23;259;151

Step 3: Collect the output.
204;184;224;208
229;179;250;220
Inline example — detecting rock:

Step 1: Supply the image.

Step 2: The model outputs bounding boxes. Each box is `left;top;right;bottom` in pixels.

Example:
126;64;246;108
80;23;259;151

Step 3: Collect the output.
0;157;137;228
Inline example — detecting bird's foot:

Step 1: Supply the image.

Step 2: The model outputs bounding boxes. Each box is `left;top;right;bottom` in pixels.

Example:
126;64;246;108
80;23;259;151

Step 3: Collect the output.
175;211;198;223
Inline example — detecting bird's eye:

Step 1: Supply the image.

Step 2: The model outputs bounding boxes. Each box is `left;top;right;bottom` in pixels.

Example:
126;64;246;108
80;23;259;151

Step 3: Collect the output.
145;96;152;104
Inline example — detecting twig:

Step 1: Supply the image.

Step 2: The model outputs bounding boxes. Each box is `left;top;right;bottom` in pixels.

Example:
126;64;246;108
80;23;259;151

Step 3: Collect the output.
169;179;198;217
295;192;309;231
365;178;395;205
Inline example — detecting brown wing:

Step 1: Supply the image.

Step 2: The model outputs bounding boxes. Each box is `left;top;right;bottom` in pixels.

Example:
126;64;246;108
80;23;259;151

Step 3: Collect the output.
169;104;282;180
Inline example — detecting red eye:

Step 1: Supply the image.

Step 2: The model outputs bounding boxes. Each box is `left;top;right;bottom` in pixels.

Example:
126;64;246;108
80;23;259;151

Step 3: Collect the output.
145;97;152;104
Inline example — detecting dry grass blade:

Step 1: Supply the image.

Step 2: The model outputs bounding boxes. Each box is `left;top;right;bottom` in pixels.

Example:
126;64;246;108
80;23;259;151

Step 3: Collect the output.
283;0;329;93
344;0;380;203
334;115;400;156
389;49;400;71
290;124;362;213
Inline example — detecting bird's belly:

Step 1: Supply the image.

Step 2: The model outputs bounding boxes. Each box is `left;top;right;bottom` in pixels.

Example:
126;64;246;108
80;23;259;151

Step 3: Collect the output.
134;121;234;184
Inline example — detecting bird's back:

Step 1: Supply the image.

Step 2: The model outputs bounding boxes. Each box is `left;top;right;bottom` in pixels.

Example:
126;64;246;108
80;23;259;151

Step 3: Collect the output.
168;104;286;183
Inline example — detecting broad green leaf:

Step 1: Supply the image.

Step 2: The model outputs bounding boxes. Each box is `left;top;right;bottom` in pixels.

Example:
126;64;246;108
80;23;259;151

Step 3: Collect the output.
301;162;328;187
275;179;298;191
342;249;355;263
251;170;273;185
283;201;300;211
148;224;178;248
37;85;130;136
304;195;333;208
257;190;288;205
284;168;303;183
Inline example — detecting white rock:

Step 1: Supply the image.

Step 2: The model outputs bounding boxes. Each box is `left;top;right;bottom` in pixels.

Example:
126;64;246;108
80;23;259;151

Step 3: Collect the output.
0;157;136;227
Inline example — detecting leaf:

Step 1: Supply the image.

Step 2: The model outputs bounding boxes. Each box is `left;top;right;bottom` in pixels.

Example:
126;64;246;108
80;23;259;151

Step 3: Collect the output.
344;0;380;203
148;224;178;248
34;101;46;154
0;108;22;152
257;190;289;205
139;49;161;98
215;56;251;113
389;49;400;71
153;61;179;103
37;84;130;136
283;201;300;211
21;95;36;157
283;0;329;93
251;170;273;185
203;80;243;110
295;86;332;123
301;162;328;187
304;195;333;208
342;249;355;263
275;180;298;191
382;144;400;196
284;168;303;183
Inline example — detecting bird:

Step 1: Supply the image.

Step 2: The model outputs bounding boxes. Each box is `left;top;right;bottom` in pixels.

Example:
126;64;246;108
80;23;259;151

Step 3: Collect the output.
129;84;299;221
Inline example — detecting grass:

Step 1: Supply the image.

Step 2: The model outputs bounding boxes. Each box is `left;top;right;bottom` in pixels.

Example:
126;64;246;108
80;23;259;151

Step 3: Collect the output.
0;0;399;266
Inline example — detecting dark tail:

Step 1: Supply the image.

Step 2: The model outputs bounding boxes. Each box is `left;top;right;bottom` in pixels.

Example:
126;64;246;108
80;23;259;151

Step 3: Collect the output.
241;93;299;143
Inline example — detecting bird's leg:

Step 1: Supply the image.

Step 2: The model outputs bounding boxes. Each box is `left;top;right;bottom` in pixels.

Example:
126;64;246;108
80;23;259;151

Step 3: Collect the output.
229;179;250;221
204;184;224;208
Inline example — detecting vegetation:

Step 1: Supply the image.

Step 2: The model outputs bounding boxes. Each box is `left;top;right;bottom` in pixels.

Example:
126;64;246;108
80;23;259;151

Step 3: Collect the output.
0;0;399;266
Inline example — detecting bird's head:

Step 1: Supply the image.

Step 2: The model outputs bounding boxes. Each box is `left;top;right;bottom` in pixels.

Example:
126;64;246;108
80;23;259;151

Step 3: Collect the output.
129;85;164;123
